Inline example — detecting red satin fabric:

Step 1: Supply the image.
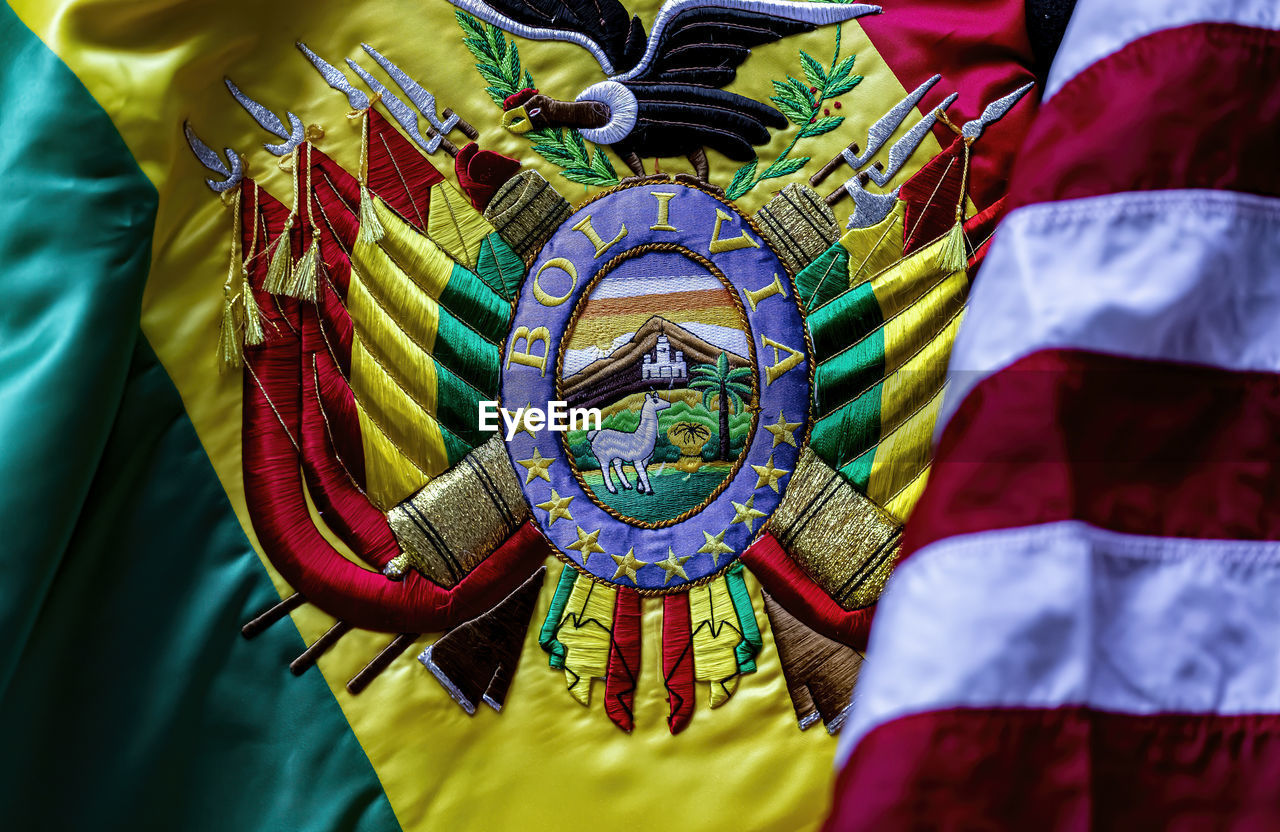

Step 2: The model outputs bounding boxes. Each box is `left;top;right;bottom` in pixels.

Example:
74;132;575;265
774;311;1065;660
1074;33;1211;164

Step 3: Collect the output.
900;135;966;255
299;307;397;570
827;707;1280;831
604;587;641;733
662;593;695;735
902;349;1280;562
239;168;546;630
1008;23;1280;212
962;194;1005;269
742;533;875;651
859;0;1037;213
367;109;444;231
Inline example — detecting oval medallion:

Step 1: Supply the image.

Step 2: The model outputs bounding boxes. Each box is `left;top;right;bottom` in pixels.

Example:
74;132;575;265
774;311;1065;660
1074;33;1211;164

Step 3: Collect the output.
501;182;810;591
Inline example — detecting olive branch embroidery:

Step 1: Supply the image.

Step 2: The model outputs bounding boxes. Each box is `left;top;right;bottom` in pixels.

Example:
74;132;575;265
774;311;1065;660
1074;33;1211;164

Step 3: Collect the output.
726;10;864;200
455;10;620;187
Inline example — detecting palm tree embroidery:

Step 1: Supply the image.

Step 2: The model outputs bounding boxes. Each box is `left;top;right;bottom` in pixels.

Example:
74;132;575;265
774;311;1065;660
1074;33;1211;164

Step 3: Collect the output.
689;352;754;460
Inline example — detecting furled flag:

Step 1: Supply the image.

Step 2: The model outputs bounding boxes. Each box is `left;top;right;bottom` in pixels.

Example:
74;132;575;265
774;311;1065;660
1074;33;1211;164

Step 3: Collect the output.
828;0;1280;827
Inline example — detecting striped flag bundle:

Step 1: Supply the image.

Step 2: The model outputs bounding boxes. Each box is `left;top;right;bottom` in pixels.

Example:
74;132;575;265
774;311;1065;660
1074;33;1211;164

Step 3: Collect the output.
828;0;1280;827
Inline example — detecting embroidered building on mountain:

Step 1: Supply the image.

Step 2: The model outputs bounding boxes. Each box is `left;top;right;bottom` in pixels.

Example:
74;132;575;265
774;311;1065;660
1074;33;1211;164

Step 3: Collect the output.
642;333;687;381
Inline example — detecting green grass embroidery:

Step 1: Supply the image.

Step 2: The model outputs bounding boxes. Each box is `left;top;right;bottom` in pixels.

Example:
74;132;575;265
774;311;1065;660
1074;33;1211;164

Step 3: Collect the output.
455;10;619;187
725;11;864;200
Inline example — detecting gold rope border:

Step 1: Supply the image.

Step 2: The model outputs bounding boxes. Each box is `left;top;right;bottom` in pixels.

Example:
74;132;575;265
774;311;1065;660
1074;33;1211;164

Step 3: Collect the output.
553;242;760;530
510;175;818;595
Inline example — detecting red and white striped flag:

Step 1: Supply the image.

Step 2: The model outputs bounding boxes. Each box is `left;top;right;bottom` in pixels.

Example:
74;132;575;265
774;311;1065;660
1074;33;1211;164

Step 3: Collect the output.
827;0;1280;827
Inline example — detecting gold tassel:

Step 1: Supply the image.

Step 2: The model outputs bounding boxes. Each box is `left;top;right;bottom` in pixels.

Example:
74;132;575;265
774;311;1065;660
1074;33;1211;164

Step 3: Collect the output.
358;185;385;246
938;220;968;273
217;184;245;372
241;182;267;347
263;228;293;294
242;277;266;345
217;289;244;371
354;106;384;246
290;238;320;300
264;147;301;295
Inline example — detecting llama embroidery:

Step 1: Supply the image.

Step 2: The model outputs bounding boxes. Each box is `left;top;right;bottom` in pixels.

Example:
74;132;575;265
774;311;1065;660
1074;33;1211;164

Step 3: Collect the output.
587;391;670;495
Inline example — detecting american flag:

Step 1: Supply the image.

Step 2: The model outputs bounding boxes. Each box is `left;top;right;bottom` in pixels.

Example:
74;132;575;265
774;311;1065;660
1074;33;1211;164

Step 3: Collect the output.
827;0;1280;827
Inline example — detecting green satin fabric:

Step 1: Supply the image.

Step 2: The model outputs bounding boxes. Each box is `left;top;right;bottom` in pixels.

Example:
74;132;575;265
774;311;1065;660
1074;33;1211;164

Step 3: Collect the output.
0;6;397;828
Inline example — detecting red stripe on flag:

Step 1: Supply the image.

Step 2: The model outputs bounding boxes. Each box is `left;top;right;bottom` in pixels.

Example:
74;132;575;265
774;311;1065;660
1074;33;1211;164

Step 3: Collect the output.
827;707;1280;831
604;587;641;733
1009;22;1280;212
904;349;1280;560
367;109;444;231
858;0;1037;212
662;593;695;735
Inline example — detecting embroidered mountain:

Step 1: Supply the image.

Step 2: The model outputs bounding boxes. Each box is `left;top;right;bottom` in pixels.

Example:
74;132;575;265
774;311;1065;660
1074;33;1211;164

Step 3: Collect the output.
561;316;748;409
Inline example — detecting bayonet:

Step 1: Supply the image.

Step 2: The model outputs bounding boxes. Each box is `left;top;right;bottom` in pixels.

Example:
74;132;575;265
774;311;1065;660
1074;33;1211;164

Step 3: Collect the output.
224;78;305;155
961;81;1035;141
361;44;476;140
297;42;369;110
183;121;242;192
346;58;457;156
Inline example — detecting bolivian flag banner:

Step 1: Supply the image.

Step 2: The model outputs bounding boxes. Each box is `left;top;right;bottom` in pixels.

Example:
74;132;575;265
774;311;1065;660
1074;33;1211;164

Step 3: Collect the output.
0;0;1037;828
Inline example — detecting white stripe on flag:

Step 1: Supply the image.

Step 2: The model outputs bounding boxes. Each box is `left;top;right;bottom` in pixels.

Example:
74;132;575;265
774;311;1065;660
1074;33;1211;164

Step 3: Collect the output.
937;189;1280;436
837;520;1280;766
1045;0;1280;99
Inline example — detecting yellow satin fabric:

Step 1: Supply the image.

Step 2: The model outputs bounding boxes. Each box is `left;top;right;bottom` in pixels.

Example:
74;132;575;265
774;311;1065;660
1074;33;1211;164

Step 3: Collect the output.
689;578;744;708
9;0;951;828
866;232;969;520
425;181;495;271
842;199;906;288
556;577;617;705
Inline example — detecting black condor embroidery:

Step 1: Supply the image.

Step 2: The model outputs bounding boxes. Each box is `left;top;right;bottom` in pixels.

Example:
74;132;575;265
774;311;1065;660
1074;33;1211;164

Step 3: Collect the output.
448;0;879;180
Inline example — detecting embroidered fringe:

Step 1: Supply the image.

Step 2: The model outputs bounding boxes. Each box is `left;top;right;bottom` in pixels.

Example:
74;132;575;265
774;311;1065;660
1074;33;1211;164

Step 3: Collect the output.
603;587;642;732
768;447;903;610
555;576;616;705
384;437;528;586
689;578;744;708
754;183;840;275
483;169;571;266
662;593;696;734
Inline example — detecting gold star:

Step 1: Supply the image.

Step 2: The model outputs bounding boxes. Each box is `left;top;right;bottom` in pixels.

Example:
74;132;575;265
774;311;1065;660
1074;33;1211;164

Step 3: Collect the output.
731;496;767;533
751;454;790;493
511;403;539;438
516;447;555;484
610;548;648;583
655;547;691;585
565;525;605;564
696;529;734;567
763;410;801;448
535;490;574;526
